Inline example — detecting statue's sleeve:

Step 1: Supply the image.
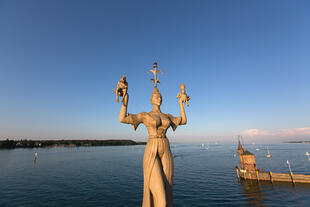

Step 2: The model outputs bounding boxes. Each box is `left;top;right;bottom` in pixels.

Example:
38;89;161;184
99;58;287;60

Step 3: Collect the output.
167;114;182;131
127;112;146;131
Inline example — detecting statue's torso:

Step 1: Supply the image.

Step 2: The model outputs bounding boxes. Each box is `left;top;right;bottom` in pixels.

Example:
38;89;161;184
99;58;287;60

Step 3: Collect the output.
144;111;171;138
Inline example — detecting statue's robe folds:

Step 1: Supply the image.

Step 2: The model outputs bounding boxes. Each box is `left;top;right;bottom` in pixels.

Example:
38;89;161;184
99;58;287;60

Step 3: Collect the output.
128;113;181;207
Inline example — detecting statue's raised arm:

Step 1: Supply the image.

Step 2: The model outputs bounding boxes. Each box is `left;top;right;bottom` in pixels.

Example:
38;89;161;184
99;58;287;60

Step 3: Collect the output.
113;76;144;130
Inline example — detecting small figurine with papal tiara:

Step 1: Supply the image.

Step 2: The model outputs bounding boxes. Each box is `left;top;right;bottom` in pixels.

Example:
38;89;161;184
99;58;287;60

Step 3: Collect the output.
176;83;190;107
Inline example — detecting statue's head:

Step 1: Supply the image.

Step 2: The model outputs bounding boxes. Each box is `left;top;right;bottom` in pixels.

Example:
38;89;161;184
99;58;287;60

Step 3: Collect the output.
180;83;186;93
150;87;162;106
121;75;126;82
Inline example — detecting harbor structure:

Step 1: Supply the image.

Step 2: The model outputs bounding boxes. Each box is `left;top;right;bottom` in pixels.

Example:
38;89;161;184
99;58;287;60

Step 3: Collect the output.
236;140;310;184
238;140;257;172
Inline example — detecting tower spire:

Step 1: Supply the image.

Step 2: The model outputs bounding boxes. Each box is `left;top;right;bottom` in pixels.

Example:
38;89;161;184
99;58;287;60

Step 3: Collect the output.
238;135;244;154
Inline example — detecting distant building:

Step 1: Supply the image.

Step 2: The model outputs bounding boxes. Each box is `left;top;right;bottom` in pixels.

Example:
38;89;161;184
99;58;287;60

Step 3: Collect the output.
238;140;257;172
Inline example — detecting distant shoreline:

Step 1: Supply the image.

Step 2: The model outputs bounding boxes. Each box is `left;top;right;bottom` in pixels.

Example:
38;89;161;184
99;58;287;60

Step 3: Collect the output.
286;141;310;144
0;139;146;149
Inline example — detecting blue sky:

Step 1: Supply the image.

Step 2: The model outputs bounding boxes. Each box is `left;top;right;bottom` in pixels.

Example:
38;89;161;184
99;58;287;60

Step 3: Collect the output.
1;0;310;143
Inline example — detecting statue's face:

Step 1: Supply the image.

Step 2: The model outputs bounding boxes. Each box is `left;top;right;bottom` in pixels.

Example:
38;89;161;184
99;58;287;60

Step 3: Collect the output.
151;94;162;106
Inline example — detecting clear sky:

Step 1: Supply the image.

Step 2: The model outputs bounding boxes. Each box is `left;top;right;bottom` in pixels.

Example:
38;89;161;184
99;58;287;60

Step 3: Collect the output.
1;0;310;143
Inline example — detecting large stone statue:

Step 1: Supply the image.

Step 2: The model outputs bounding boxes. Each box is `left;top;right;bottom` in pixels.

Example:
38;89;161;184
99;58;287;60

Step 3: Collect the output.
115;62;189;207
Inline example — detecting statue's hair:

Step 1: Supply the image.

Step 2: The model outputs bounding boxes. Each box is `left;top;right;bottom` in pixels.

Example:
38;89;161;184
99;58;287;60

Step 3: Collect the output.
150;87;162;103
152;87;161;96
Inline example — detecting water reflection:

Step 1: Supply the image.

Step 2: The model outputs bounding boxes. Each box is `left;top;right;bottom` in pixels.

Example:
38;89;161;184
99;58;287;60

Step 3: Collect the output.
240;179;266;207
240;179;310;206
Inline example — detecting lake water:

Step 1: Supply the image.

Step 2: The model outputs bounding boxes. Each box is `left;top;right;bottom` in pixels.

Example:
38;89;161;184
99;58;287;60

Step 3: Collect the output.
1;143;310;206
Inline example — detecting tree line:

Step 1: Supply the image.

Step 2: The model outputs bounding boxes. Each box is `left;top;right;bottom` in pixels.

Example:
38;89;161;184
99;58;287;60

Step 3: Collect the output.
0;139;146;149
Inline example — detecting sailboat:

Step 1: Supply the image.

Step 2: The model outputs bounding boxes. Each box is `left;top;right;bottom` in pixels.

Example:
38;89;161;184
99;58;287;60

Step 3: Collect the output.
266;146;272;158
306;152;310;161
34;152;38;163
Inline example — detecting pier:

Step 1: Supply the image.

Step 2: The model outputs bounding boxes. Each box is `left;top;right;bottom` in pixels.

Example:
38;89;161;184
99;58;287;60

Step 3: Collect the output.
236;141;310;184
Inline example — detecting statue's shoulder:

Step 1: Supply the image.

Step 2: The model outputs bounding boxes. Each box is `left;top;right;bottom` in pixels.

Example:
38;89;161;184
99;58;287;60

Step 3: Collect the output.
128;112;147;118
139;112;148;115
166;113;175;119
135;112;148;119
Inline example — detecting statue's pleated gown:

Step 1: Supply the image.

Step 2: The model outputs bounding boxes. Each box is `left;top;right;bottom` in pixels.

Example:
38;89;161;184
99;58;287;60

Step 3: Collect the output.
142;137;173;207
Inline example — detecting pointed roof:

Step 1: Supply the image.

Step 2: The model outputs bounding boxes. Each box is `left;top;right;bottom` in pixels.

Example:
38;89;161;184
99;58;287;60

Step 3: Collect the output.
238;139;254;155
238;139;244;152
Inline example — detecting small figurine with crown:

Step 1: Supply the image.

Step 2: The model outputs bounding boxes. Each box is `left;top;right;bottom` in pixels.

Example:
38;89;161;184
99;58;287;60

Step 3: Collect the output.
176;83;190;107
113;75;128;103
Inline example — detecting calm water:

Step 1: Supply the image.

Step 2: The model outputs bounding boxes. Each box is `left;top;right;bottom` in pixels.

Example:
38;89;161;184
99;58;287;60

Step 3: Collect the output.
1;143;310;206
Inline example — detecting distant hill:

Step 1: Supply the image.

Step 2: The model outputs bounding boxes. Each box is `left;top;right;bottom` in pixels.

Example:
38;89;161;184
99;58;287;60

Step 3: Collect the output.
0;139;146;149
286;141;310;144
